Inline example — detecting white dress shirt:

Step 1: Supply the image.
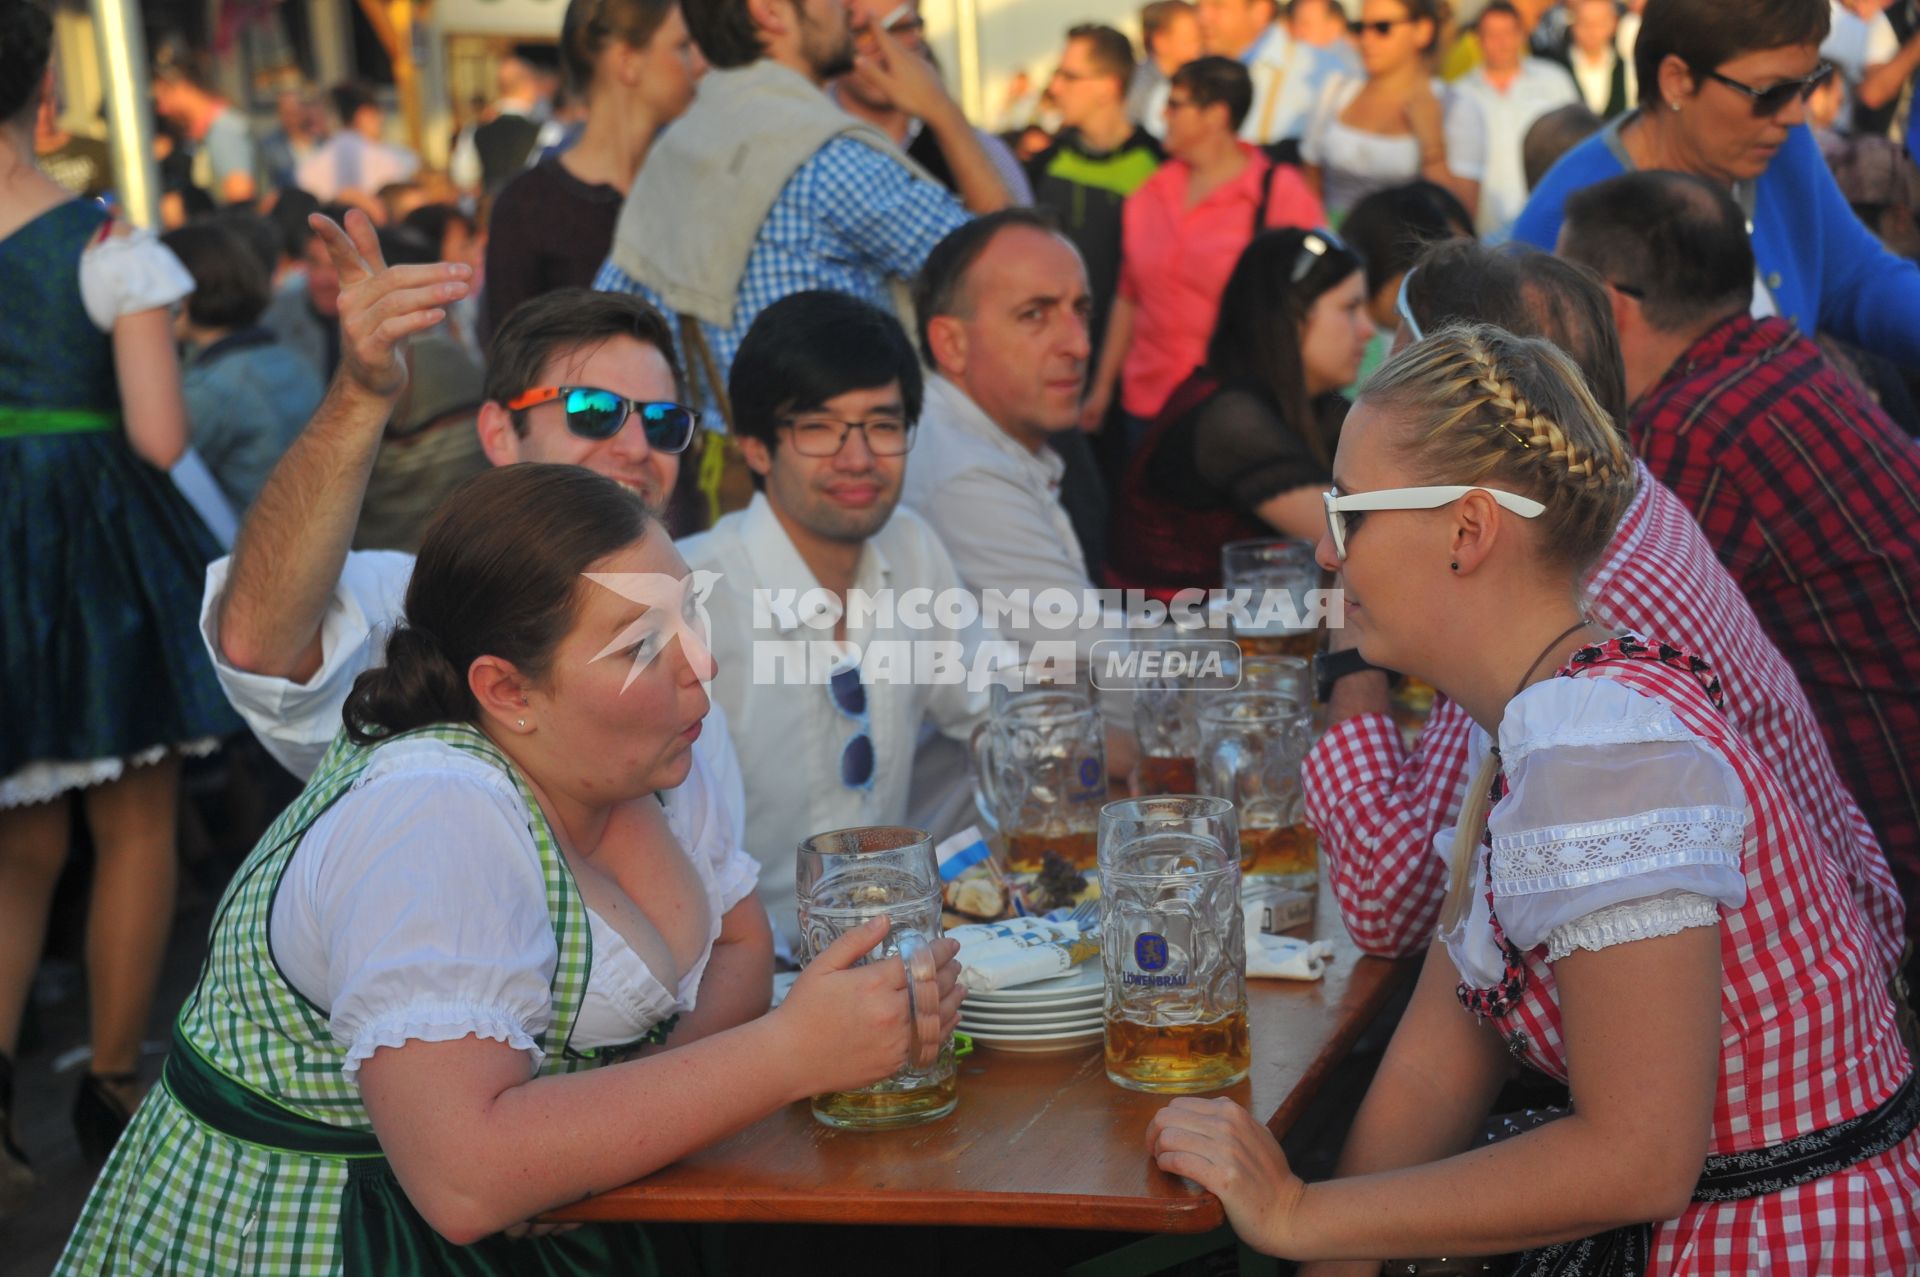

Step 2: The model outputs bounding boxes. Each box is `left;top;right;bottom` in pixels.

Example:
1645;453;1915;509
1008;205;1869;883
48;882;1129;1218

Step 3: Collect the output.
1241;24;1344;145
901;376;1134;672
677;493;996;951
1453;59;1581;236
1569;46;1632;118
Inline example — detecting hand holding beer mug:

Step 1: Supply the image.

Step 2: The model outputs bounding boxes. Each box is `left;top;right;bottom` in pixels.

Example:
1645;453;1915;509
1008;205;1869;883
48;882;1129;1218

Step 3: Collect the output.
796;827;959;1129
1199;693;1318;889
1100;797;1250;1093
1221;539;1322;659
970;689;1108;873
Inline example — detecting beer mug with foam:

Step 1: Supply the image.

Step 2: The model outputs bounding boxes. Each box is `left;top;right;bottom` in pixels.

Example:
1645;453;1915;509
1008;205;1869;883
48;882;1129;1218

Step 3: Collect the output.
1199;692;1318;889
1220;538;1321;659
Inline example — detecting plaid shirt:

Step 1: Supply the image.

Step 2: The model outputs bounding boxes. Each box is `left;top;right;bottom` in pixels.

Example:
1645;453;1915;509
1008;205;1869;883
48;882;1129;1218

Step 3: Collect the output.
1632;316;1920;946
1302;460;1908;978
594;136;969;414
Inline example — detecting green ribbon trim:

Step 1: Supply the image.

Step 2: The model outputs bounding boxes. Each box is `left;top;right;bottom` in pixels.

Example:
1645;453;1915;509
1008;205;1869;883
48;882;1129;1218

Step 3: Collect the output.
0;408;118;437
162;1022;383;1159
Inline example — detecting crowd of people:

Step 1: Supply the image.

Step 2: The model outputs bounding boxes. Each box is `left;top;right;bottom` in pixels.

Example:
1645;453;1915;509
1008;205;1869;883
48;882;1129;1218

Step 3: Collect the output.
4;0;1920;1270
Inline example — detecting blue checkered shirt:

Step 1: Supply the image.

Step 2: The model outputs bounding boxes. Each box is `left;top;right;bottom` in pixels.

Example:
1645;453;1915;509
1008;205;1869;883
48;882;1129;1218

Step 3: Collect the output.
595;136;970;418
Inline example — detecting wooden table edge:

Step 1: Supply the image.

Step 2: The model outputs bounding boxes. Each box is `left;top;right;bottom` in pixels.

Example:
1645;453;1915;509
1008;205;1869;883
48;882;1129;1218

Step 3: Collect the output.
545;1186;1227;1233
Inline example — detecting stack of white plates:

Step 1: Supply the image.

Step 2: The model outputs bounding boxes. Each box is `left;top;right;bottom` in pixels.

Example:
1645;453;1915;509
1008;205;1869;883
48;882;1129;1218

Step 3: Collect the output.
958;963;1106;1053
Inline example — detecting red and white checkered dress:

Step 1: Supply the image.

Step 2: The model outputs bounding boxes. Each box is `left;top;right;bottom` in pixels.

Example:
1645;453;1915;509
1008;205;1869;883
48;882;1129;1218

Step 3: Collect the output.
1458;640;1918;1273
1303;464;1907;979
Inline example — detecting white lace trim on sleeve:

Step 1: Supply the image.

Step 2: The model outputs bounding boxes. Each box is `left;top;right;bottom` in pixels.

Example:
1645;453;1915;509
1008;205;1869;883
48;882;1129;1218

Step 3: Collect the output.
1545;891;1722;962
1492;805;1745;896
340;999;544;1078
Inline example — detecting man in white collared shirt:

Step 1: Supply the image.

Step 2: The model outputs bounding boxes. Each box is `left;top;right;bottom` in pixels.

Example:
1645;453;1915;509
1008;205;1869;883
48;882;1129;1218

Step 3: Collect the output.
1196;0;1341;145
679;291;999;953
900;209;1130;673
1455;1;1579;236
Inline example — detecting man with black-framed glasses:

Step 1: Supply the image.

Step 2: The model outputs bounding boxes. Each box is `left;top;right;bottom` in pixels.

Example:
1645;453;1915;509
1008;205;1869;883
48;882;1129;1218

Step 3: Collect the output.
679;290;1000;955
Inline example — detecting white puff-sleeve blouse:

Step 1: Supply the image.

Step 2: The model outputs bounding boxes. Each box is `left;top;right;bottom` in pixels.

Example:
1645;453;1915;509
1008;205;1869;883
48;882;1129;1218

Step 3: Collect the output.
1439;674;1750;989
269;736;761;1078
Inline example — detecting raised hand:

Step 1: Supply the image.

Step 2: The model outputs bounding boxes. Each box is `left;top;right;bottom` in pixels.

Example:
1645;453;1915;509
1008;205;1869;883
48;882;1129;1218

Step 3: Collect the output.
310;209;472;399
850;20;960;125
1146;1096;1307;1257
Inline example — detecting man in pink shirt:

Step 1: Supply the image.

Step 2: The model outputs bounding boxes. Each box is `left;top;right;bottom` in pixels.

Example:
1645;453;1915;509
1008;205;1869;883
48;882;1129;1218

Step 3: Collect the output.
1304;240;1908;988
1081;55;1322;440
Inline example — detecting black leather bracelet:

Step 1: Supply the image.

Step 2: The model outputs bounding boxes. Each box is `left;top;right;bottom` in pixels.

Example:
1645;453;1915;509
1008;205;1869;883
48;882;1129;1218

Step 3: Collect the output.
1313;647;1380;703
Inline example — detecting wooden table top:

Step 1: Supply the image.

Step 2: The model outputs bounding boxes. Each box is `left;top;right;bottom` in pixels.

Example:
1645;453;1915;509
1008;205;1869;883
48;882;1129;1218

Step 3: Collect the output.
547;881;1415;1234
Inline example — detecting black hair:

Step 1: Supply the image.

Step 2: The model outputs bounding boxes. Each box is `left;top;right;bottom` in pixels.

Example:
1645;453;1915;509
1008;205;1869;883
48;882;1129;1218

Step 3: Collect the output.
1066;23;1136;89
330;82;376;125
344;465;652;743
1206;228;1363;466
0;0;52;124
485;288;682;425
1339;180;1474;298
1559;170;1754;333
682;0;761;70
1634;0;1829;107
912;206;1065;365
402;203;476;258
268;188;321;260
1169;55;1254;131
162;223;272;331
728;290;924;486
376;225;438;269
211;209;284;281
1403;238;1630;429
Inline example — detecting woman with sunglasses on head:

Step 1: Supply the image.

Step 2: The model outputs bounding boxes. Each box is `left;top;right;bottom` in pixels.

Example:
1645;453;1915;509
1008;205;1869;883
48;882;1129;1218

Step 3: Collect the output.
1147;324;1920;1274
61;465;965;1275
1104;228;1372;600
1513;0;1920;366
1298;0;1485;220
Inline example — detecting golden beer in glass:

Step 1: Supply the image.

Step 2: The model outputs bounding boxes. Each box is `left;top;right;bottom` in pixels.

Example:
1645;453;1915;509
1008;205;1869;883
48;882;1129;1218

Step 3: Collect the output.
1099;796;1250;1094
1200;693;1317;890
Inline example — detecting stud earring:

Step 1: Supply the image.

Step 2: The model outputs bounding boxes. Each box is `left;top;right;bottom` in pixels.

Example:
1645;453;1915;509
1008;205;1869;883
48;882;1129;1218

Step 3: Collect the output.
517;718;526;729
1670;101;1681;112
1450;561;1459;571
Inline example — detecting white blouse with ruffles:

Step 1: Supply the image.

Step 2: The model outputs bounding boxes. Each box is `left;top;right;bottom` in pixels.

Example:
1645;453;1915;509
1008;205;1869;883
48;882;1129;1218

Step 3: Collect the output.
268;736;761;1077
1436;673;1750;989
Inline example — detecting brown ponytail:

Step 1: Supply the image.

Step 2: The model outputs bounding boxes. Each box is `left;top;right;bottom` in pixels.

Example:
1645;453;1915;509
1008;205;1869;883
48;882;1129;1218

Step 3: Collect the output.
344;464;653;744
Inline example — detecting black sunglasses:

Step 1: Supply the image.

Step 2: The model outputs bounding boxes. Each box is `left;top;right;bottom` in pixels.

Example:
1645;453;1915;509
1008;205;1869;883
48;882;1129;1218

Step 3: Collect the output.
504;386;699;451
1355;17;1413;36
1701;61;1834;118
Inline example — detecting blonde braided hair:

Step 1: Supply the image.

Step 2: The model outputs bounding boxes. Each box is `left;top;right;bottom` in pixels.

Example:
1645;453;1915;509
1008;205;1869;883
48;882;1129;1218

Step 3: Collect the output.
1360;323;1637;930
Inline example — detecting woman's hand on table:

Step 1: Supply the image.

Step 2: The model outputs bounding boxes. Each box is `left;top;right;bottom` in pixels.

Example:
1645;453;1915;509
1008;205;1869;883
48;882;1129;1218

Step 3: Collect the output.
1145;1096;1307;1257
773;916;965;1095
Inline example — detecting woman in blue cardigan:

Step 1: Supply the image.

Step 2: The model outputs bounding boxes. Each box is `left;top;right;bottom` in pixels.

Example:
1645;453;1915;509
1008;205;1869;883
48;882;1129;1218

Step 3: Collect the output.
1512;0;1920;368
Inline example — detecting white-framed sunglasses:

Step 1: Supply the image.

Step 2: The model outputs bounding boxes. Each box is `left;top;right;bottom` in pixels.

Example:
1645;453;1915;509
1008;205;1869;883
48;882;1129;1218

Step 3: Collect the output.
1322;485;1546;560
1395;265;1422;341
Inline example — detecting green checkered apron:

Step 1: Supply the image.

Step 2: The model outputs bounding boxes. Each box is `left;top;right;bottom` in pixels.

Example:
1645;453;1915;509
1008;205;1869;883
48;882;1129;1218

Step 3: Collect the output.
56;724;665;1275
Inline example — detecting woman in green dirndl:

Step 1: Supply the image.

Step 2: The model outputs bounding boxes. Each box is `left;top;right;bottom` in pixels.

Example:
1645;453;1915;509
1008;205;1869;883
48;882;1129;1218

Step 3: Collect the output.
58;465;965;1274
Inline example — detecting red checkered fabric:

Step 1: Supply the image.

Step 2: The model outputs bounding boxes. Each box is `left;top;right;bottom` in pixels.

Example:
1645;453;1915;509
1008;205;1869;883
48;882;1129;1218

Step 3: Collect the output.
1633;316;1920;951
1303;461;1907;979
1495;643;1918;1273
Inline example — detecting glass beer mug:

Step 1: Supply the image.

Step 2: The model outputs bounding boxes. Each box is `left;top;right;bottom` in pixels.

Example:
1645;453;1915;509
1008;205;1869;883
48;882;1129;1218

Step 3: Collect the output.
1199;692;1318;889
796;827;955;1130
1220;538;1322;660
969;689;1107;873
1132;675;1199;797
1099;797;1249;1093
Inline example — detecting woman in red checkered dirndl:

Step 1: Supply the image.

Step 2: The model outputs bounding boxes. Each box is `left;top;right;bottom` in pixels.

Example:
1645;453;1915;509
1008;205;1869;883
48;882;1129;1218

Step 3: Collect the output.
1142;324;1917;1274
